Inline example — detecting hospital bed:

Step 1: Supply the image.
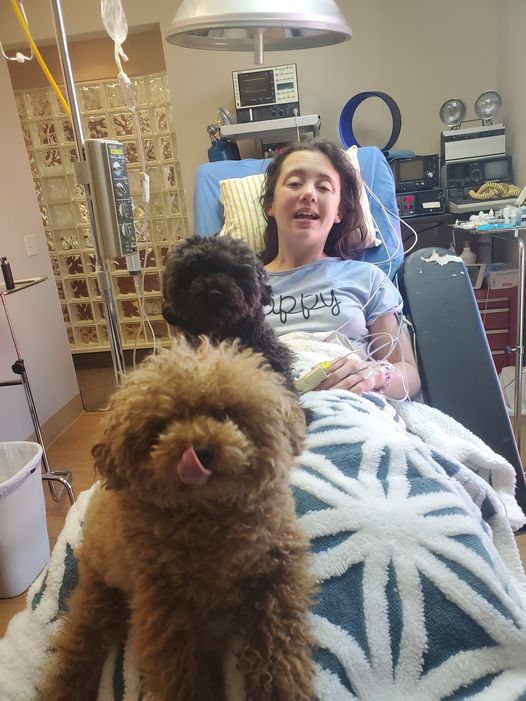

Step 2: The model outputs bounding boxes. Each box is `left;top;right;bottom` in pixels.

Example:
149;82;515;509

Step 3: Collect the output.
192;147;526;514
2;147;526;700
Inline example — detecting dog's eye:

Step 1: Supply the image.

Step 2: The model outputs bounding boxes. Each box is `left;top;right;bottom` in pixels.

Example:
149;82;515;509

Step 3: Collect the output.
179;261;206;288
212;409;230;423
149;419;170;446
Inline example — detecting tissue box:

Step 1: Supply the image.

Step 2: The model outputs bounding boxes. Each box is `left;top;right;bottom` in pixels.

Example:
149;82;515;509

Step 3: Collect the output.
485;264;518;290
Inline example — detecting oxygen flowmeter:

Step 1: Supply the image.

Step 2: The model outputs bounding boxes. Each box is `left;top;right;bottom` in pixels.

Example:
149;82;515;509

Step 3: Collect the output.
84;138;139;263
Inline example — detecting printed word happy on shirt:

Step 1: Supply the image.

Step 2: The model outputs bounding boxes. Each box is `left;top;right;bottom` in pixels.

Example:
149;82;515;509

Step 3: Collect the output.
265;290;342;324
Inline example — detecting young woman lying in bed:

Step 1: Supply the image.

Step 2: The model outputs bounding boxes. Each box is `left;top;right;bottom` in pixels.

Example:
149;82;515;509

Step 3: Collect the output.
260;139;421;401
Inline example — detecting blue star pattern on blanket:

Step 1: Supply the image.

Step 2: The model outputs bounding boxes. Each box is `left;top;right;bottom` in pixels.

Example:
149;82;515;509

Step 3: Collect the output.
293;391;526;701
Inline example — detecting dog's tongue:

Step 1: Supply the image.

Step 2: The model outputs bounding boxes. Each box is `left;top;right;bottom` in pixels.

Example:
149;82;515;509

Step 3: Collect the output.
177;446;212;486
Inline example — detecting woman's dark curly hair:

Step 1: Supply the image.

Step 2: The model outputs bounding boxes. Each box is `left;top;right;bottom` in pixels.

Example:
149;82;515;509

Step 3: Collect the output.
260;139;367;265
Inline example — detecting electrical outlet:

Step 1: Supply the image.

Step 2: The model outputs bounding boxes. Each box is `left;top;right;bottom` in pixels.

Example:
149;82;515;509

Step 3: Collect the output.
24;234;38;256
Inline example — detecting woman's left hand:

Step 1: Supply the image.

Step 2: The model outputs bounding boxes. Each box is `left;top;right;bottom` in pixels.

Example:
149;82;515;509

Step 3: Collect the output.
315;356;381;393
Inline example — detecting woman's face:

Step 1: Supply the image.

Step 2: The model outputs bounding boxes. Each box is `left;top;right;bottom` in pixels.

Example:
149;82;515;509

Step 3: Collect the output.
267;150;342;249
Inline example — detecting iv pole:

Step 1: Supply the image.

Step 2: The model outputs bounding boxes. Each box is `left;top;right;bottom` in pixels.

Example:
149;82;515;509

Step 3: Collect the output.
48;0;126;384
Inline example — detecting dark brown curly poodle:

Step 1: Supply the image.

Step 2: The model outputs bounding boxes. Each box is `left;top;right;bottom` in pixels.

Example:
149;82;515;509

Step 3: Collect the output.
161;235;297;393
39;337;315;701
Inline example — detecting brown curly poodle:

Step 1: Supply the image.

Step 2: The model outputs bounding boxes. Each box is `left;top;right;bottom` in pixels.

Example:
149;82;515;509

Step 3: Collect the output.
39;337;315;701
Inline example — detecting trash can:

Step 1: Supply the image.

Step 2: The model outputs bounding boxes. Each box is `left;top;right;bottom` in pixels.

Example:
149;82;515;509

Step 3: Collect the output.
0;442;50;598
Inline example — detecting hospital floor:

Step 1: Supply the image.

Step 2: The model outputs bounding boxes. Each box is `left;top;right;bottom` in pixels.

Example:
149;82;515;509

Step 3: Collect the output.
74;350;150;411
1;411;526;638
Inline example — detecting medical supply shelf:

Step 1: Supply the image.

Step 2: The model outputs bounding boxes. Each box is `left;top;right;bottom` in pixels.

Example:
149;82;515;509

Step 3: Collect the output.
453;223;526;450
220;114;321;144
14;71;188;354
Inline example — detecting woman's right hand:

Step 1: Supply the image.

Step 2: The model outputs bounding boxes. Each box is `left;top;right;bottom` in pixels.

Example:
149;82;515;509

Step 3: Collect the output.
315;356;385;394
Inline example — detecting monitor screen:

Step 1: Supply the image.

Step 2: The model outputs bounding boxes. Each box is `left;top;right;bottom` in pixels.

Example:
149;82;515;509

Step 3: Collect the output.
399;160;424;181
237;71;274;106
485;160;509;181
450;163;470;179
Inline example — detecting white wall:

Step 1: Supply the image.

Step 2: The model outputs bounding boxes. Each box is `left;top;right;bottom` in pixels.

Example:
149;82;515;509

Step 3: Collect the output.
0;58;79;442
1;0;500;227
163;0;499;223
497;0;526;186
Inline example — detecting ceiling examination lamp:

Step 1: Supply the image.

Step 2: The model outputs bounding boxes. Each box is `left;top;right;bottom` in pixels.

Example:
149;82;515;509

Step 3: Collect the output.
165;0;351;65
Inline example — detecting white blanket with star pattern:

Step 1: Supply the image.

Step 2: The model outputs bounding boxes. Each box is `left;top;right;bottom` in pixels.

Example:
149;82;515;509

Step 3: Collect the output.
1;389;526;701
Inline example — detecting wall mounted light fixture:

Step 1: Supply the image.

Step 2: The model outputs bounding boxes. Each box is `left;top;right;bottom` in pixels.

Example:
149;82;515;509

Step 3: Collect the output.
474;90;502;124
439;91;502;130
439;98;467;129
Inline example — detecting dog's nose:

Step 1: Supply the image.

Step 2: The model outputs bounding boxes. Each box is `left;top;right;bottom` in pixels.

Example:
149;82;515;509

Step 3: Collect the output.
194;443;214;470
207;288;222;307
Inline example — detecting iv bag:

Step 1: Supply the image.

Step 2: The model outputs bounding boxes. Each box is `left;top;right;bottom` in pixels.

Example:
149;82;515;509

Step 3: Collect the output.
101;0;128;45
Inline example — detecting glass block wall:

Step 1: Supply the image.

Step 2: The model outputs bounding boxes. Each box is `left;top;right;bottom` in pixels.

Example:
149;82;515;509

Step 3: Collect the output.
14;71;188;353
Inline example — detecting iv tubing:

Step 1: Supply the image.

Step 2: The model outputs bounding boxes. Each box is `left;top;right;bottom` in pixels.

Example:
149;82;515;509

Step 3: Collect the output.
0;0;32;62
10;0;70;114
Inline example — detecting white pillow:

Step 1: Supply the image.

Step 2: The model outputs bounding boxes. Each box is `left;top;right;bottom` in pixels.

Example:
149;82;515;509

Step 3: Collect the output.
219;173;266;252
344;145;380;249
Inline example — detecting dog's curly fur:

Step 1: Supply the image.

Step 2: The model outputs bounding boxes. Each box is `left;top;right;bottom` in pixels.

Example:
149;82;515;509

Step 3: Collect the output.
39;337;315;701
161;235;297;393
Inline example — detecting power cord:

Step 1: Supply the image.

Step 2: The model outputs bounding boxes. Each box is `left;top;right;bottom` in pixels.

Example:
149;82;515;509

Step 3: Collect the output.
293;107;300;141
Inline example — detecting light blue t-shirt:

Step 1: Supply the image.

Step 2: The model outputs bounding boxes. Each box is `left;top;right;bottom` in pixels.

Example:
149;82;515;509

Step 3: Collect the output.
265;257;403;340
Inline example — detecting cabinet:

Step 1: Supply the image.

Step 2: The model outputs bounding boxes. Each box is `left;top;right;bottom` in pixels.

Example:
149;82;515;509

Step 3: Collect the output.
474;286;517;373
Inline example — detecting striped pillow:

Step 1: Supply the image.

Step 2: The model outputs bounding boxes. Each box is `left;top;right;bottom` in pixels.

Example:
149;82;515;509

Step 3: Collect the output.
218;160;380;254
219;173;266;252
